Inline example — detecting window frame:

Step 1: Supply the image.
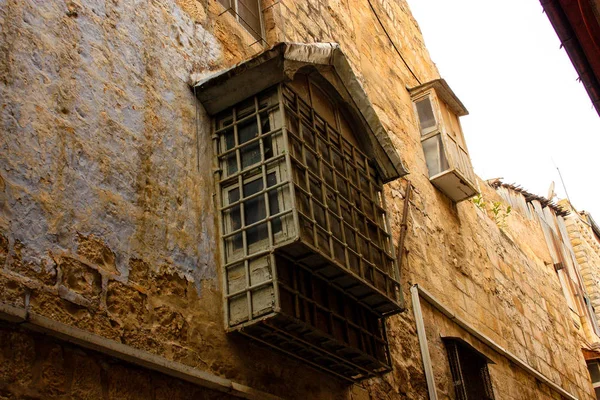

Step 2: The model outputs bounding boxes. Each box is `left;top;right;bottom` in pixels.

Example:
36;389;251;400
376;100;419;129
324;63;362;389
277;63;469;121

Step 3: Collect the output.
217;0;265;43
414;95;439;137
587;360;600;399
215;76;403;332
443;337;496;400
222;164;292;262
282;78;399;286
412;91;449;178
217;89;294;265
587;361;600;387
411;86;478;201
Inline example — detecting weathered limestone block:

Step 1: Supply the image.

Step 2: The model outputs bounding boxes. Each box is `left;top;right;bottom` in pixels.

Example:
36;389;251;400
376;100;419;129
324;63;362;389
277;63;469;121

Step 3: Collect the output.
76;233;118;274
150;269;190;309
67;350;105;400
128;258;150;287
58;256;102;303
38;343;68;397
120;327;166;356
0;329;35;387
0;233;8;267
0;273;26;307
106;280;147;329
8;241;57;286
149;305;189;342
107;364;154;400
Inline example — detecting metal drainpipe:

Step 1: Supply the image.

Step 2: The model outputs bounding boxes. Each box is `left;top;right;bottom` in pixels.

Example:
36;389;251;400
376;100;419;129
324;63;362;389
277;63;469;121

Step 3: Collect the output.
410;285;438;400
396;180;412;283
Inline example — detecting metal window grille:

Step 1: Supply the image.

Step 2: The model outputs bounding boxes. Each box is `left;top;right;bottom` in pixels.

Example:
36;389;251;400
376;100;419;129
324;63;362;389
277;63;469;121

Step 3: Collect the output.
445;340;495;400
281;83;400;311
214;79;399;380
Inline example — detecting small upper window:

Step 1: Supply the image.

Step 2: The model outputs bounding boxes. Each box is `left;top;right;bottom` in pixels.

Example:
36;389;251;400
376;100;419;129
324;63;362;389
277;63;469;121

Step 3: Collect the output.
415;97;437;135
443;337;495;400
218;0;263;42
409;79;479;203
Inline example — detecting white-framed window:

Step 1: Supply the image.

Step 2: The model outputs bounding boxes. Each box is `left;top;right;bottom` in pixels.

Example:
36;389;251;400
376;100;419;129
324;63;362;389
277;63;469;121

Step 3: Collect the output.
409;80;479;202
414;95;438;136
217;0;264;42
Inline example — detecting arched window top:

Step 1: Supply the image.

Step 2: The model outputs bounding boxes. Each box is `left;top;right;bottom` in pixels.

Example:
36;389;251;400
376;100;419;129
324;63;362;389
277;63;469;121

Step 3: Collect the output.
195;42;407;182
288;72;361;149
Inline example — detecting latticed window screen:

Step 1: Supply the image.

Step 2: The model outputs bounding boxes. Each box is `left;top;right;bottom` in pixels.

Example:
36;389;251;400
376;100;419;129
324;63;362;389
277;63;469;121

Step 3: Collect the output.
444;339;495;400
216;87;293;265
216;79;399;322
217;0;263;41
214;75;399;381
282;82;396;286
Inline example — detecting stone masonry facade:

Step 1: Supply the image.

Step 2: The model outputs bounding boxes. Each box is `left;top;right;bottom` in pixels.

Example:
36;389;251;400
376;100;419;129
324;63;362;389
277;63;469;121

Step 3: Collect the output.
562;203;600;328
0;0;597;399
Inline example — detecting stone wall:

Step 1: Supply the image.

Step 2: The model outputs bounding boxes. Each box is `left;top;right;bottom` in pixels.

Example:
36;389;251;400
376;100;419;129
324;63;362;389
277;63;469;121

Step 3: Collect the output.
0;0;596;399
563;204;600;326
419;181;594;399
0;323;230;400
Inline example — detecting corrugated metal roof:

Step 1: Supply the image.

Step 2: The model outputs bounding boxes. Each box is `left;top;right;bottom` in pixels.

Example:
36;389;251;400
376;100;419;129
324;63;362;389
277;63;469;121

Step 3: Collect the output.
487;179;569;217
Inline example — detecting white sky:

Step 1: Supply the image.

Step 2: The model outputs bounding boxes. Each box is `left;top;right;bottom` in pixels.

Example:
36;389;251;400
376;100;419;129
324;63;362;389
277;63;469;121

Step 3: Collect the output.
407;0;600;217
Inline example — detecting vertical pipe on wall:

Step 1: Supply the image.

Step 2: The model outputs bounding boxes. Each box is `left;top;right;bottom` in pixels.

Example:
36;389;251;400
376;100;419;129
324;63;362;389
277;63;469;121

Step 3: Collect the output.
396;180;412;282
410;284;438;400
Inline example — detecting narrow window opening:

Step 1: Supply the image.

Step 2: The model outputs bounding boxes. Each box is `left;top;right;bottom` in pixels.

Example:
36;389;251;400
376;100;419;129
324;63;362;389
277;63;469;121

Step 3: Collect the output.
444;338;495;400
587;361;600;399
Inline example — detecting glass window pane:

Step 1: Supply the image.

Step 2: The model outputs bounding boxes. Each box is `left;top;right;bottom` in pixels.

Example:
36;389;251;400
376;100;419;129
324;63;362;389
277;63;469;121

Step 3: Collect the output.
243;178;267;245
422;134;448;177
238;115;264;170
589;362;600;383
267;173;282;233
239;118;258;144
416;97;436;134
220;127;238;176
240;142;261;170
218;0;232;9
237;97;255;120
238;0;262;40
243;179;265;221
216;110;233;129
227;188;242;250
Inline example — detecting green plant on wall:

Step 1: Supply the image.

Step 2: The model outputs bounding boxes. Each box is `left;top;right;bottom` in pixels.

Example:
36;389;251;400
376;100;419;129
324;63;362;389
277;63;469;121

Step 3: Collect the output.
472;195;512;228
472;194;486;212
